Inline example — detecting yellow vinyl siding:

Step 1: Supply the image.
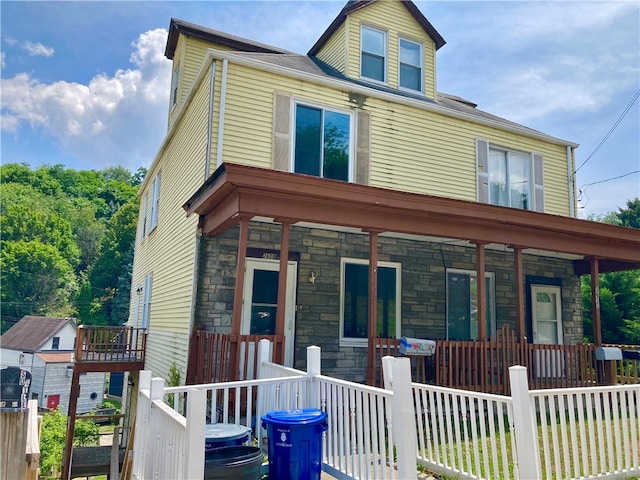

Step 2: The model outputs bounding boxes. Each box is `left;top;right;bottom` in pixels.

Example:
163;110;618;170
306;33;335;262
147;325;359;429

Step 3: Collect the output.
215;60;569;215
315;22;347;74
130;61;213;377
344;1;437;98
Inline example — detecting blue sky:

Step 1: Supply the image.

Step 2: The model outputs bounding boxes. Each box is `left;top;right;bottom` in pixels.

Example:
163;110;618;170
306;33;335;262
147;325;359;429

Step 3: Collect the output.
1;1;638;218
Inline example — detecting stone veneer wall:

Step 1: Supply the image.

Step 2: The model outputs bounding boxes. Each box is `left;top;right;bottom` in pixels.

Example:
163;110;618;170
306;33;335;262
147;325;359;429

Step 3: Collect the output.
195;221;582;382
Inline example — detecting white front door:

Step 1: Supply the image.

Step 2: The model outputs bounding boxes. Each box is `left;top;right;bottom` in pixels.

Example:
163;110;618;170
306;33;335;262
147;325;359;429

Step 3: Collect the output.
241;258;297;367
532;284;563;377
532;285;563;345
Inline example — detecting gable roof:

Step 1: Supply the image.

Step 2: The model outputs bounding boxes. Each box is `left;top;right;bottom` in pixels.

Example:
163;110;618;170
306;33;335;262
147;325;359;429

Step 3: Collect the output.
308;0;446;55
165;18;292;59
0;316;76;352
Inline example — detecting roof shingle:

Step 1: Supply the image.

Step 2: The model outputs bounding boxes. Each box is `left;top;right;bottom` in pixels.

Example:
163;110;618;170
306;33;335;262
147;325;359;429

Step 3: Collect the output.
1;316;76;352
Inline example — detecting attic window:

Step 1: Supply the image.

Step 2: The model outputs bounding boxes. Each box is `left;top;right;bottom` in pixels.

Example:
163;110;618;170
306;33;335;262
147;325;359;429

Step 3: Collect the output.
399;38;423;92
52;337;60;350
361;26;386;83
171;61;180;107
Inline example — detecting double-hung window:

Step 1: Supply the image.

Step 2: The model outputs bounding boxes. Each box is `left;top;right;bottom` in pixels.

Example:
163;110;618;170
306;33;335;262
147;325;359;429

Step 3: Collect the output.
293;103;352;181
361;26;386;83
488;148;531;209
340;259;401;346
399;38;422;92
149;172;161;231
446;269;495;340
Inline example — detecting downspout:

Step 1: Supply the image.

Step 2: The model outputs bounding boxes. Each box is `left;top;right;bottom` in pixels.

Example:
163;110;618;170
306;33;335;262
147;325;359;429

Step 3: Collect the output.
204;60;217;179
567;146;576;217
215;59;229;168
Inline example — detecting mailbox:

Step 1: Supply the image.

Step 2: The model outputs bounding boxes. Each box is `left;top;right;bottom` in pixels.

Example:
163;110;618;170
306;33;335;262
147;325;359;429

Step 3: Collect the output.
399;337;436;356
595;347;622;361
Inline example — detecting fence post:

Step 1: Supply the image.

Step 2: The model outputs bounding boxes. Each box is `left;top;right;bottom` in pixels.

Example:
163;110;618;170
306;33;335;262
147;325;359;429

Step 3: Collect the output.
382;356;417;480
184;388;207;480
131;370;152;478
307;345;321;408
257;339;271;379
509;366;541;479
149;378;165;479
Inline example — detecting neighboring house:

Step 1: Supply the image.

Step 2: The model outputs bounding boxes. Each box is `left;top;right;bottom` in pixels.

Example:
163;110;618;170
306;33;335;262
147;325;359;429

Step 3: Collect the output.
129;1;640;384
31;353;104;414
0;316;76;372
0;316;105;413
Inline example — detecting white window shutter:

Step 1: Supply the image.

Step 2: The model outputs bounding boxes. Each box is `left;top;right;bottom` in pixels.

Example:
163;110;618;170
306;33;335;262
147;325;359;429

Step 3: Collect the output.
476;138;489;203
533;152;545;212
141;194;148;239
141;274;152;331
355;109;370;185
272;93;291;171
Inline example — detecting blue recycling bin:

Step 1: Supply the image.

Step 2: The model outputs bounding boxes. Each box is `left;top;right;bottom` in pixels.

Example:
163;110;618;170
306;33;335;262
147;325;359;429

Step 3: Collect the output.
262;408;328;480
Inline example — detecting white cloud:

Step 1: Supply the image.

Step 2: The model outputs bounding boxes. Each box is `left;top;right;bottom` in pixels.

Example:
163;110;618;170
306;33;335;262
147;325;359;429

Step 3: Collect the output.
0;28;171;170
23;41;54;57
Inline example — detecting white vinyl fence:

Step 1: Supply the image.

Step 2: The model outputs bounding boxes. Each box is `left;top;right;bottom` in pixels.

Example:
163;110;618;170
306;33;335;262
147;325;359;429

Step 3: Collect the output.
130;342;639;480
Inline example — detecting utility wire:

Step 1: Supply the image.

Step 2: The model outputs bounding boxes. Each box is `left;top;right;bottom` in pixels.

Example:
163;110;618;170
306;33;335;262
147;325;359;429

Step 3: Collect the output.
580;170;640;189
573;89;640;177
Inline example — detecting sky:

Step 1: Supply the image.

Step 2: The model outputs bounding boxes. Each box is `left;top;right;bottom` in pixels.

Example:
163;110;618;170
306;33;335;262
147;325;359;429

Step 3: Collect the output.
1;1;639;218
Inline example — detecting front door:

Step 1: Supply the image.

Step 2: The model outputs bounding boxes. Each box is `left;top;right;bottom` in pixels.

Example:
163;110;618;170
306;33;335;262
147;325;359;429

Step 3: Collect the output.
532;284;563;377
47;394;60;410
241;258;297;367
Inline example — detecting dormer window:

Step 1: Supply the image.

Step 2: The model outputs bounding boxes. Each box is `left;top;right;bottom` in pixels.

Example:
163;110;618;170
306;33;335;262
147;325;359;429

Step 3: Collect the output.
399;38;423;92
361;26;386;83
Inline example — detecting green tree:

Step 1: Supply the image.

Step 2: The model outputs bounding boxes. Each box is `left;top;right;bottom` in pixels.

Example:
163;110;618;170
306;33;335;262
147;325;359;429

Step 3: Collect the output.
1;204;80;267
1;240;76;325
39;408;99;479
582;199;640;344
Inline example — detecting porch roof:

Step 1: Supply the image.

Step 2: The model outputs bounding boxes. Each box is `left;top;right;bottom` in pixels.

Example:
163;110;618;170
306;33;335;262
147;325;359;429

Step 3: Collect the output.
183;163;640;274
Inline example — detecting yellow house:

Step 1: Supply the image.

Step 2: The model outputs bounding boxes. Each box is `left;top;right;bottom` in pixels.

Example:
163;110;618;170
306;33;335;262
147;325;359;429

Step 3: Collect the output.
129;0;639;389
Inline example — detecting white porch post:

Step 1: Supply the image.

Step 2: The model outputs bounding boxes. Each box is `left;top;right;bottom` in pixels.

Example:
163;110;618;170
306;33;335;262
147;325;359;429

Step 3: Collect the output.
306;345;321;407
184;388;207;480
256;339;271;379
382;356;417;480
509;366;541;479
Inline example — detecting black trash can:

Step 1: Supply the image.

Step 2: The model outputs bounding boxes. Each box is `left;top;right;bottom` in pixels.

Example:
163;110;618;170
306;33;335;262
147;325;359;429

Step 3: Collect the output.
204;445;264;480
622;350;640;361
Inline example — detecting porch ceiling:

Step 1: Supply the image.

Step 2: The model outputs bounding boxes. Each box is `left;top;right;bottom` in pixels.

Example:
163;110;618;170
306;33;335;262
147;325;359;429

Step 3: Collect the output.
183;163;640;273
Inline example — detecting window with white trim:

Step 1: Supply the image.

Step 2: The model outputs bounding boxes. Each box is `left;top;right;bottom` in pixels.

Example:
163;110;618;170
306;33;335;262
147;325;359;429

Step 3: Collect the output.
476;139;544;212
446;269;495;340
489;147;531;209
361;26;386;83
399;38;423;92
340;258;401;346
149;172;161;231
293;103;352;181
171;61;180;107
140;193;148;240
141;273;152;331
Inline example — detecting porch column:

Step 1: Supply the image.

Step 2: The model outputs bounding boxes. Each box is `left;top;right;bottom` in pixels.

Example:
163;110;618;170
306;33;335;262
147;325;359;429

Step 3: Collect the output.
275;220;291;364
366;230;379;386
230;217;249;380
591;257;602;346
476;242;487;341
514;247;526;342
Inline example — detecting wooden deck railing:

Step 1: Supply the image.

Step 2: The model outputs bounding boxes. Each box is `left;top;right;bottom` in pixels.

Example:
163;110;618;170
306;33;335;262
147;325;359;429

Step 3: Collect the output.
186;330;285;385
374;338;609;395
75;326;146;364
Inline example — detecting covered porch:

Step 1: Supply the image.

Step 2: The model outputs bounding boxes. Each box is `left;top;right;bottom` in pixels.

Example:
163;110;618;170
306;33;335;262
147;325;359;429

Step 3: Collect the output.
183;163;640;392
